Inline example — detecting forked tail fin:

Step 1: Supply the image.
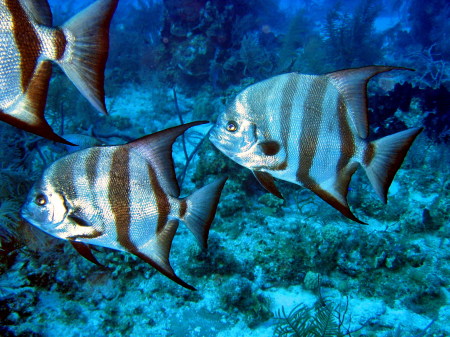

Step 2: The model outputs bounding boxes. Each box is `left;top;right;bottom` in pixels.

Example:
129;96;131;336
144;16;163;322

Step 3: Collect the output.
364;128;423;203
59;0;119;114
182;177;227;249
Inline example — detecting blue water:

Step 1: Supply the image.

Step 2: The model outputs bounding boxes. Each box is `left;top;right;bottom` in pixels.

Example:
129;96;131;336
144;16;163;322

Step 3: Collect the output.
0;0;449;336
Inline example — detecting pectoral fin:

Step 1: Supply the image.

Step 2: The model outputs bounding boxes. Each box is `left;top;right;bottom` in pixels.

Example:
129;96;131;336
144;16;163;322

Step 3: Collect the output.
68;214;93;227
66;212;103;239
253;171;283;199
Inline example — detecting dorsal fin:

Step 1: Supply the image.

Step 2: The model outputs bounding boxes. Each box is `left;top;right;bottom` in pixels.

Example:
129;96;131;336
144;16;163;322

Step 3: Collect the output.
326;66;414;139
21;0;52;25
253;171;283;199
133;220;195;290
126;121;208;197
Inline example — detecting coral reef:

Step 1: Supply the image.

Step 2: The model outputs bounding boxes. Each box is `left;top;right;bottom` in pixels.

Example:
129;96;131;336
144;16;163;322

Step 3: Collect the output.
0;0;449;336
369;83;450;142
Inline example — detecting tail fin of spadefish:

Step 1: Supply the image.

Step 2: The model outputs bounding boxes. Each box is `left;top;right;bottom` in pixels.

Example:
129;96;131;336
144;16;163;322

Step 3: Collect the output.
364;128;423;203
182;177;227;249
59;0;119;114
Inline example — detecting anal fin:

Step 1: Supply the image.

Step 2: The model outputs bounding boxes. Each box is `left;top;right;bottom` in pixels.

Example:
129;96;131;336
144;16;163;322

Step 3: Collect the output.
0;61;75;145
305;163;366;224
311;185;366;224
133;220;195;290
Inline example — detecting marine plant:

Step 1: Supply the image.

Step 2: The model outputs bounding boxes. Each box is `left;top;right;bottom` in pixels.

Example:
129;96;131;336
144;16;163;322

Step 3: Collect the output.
369;82;450;143
411;45;450;89
220;276;272;328
407;0;450;59
0;200;21;256
274;301;342;337
239;32;274;79
276;9;319;73
324;0;383;68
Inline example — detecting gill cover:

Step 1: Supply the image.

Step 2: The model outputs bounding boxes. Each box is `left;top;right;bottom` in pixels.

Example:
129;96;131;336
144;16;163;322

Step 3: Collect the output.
21;181;67;230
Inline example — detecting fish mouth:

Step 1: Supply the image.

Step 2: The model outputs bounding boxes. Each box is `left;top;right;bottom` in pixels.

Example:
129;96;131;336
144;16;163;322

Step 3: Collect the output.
208;127;225;148
20;204;56;232
209;125;257;156
20;207;42;231
20;206;32;224
208;128;237;154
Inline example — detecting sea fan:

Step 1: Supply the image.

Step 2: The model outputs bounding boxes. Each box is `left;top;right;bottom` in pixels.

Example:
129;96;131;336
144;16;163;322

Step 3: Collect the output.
0;199;21;251
311;303;341;337
274;302;341;337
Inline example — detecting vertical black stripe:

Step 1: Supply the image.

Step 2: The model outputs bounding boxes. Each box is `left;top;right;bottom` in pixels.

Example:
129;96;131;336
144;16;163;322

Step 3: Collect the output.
52;152;78;200
291;79;363;223
296;76;328;186
276;74;300;170
280;74;298;143
179;200;187;218
6;0;40;92
248;82;270;140
53;28;67;61
363;143;375;166
109;147;135;251
85;147;101;187
147;164;171;234
336;95;356;172
84;147;101;216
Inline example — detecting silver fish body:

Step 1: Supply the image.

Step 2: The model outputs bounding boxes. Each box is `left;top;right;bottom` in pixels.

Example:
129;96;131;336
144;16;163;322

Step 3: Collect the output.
0;0;118;145
210;66;422;223
22;121;227;290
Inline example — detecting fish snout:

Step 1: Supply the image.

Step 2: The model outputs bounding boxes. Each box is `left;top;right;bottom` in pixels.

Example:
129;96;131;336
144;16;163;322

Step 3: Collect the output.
208;126;223;146
20;203;40;228
20;204;30;221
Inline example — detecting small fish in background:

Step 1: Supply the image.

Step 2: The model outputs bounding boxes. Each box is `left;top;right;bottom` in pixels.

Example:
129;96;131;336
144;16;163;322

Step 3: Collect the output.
0;0;119;145
210;66;422;224
63;133;103;153
21;121;227;290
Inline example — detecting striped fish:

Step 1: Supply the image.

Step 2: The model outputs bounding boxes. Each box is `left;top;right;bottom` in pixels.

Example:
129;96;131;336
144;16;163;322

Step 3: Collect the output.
0;0;118;145
209;66;422;223
21;121;227;290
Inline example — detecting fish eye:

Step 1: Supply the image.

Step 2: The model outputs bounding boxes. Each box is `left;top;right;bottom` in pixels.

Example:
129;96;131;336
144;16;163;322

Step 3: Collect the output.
35;194;47;206
226;121;238;132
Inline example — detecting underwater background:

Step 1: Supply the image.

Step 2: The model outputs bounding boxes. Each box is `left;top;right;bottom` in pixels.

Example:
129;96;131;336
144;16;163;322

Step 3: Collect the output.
0;0;449;336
